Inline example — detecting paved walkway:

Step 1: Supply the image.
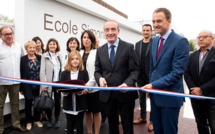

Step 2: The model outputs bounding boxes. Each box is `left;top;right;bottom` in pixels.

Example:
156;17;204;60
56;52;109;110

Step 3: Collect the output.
3;98;197;134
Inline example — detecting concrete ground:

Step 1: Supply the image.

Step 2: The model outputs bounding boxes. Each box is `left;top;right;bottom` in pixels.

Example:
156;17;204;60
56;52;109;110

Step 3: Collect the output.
3;97;197;134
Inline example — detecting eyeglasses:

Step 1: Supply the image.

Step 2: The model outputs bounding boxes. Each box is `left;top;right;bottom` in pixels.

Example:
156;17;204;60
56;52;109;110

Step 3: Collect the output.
196;35;212;39
1;33;13;37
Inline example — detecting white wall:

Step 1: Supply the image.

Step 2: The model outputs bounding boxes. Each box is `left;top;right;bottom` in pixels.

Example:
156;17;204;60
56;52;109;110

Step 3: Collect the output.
15;0;142;56
12;0;142;114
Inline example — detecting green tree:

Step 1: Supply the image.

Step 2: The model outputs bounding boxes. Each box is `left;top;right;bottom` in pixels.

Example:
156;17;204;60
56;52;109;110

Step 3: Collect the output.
0;14;14;23
189;40;197;52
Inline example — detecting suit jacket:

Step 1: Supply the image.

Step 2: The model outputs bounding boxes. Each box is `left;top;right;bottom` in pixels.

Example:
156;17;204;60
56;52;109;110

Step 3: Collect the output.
150;30;189;108
60;70;89;111
20;54;41;99
135;39;152;86
94;39;139;103
184;47;215;103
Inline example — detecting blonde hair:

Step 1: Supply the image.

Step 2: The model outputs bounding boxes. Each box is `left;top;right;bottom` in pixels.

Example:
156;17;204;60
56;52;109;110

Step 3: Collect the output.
24;40;36;50
64;50;85;71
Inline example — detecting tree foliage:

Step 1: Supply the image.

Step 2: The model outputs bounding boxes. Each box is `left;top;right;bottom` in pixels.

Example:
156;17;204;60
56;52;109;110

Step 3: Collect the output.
189;40;197;52
0;14;14;23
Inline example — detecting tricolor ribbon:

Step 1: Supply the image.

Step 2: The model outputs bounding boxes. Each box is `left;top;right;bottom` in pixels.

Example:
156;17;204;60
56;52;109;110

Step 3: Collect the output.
0;76;214;100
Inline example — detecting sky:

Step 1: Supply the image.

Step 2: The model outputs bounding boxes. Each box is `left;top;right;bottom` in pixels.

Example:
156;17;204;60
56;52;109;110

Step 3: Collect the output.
0;0;214;40
0;0;15;19
103;0;215;40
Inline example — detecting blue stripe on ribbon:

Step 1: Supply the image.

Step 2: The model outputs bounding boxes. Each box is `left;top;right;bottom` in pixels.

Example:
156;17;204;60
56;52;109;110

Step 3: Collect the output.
0;76;214;100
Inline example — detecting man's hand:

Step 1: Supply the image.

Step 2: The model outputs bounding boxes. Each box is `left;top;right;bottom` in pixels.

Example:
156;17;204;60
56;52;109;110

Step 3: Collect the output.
99;77;107;87
143;84;153;89
119;83;127;93
142;84;153;97
190;87;203;96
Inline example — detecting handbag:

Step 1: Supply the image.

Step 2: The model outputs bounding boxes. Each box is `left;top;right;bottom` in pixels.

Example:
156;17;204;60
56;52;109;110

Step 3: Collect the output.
34;91;54;111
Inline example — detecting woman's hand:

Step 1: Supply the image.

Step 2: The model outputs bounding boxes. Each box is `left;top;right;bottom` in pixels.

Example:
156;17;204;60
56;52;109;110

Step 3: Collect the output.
77;89;88;96
82;89;88;94
20;91;24;95
42;87;48;92
62;92;69;96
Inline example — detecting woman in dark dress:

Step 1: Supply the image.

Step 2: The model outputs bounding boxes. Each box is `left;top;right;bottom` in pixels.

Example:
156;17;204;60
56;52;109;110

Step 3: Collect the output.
32;36;48;121
80;30;101;134
20;41;43;130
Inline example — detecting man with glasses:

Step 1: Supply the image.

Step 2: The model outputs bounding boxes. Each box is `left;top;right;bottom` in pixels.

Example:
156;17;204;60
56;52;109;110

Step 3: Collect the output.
185;30;215;134
0;26;26;133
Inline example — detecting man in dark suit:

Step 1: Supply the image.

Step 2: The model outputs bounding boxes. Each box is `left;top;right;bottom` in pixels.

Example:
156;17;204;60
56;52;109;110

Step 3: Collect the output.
94;19;138;134
184;30;215;134
143;8;189;134
133;24;153;131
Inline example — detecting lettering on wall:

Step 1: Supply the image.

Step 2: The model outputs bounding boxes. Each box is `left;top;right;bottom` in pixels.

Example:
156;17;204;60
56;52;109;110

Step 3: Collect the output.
44;13;104;39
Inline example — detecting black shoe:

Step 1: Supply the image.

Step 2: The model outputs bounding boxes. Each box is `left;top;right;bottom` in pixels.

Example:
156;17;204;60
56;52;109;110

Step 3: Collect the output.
54;121;60;128
47;121;52;128
13;125;27;132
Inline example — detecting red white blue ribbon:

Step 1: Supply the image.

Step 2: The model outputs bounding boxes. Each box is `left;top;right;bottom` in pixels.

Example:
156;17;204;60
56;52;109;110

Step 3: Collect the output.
0;76;214;100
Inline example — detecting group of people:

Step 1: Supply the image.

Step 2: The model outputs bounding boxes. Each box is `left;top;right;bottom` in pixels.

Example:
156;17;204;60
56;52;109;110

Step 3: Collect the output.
0;26;102;134
133;8;215;134
0;7;215;134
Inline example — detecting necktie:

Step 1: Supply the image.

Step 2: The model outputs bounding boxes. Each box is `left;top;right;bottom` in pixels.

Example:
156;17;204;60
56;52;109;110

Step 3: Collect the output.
156;37;164;59
110;45;115;66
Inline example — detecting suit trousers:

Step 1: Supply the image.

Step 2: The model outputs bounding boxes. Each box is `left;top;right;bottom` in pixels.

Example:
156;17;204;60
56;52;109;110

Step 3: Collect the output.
191;99;215;134
103;92;135;134
66;112;84;134
138;90;147;119
151;95;180;134
0;84;20;133
101;105;107;123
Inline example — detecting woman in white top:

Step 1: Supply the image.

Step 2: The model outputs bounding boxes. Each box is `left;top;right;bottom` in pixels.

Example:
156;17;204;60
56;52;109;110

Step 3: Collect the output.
80;30;101;134
40;38;63;128
64;37;80;65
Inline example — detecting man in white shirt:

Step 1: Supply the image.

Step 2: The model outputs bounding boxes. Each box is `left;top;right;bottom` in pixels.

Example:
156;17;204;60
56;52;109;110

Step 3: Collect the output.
0;26;26;133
